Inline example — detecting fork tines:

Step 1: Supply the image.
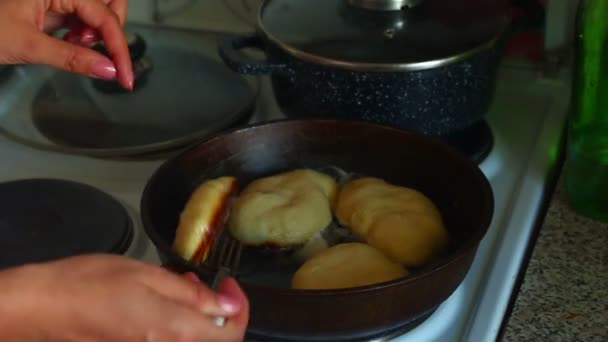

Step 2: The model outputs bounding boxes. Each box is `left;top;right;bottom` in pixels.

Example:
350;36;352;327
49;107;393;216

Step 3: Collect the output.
207;231;242;291
206;231;243;327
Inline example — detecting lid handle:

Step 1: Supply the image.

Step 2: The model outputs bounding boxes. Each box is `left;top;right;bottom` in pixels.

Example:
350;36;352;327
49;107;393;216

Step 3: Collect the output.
347;0;423;11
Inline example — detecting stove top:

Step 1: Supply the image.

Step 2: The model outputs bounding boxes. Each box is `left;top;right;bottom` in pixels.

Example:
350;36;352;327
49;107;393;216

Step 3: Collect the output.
0;179;134;269
439;120;495;165
0;25;571;341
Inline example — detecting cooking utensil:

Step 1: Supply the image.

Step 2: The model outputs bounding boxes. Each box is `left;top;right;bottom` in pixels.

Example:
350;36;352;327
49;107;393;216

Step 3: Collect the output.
219;0;510;137
141;118;494;341
207;231;243;327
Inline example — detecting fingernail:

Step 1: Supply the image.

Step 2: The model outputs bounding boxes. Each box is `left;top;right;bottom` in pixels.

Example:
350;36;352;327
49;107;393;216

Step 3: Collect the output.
127;72;135;91
90;58;117;80
183;272;201;283
217;294;241;314
80;32;100;45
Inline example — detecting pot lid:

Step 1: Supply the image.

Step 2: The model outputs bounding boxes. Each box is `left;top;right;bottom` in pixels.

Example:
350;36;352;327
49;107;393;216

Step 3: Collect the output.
0;26;259;159
29;44;257;157
260;0;510;69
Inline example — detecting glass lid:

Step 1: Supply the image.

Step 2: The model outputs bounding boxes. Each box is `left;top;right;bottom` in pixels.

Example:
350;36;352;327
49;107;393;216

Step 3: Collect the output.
260;0;510;68
0;25;259;158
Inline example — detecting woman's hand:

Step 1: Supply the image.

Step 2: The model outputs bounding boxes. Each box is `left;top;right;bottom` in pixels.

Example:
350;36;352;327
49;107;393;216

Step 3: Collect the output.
0;0;133;90
0;254;249;341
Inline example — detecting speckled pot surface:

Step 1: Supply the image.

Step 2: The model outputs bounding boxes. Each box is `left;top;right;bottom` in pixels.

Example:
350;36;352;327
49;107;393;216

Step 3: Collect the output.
219;34;503;136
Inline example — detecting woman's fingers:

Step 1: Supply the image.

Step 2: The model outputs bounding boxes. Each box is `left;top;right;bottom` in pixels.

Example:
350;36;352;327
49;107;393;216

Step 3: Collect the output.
106;0;127;26
63;26;101;46
26;30;117;80
64;0;126;47
217;277;250;328
136;267;244;318
43;12;67;32
62;19;98;46
62;16;100;45
143;294;249;342
48;0;133;89
0;253;250;341
41;0;131;88
159;279;250;342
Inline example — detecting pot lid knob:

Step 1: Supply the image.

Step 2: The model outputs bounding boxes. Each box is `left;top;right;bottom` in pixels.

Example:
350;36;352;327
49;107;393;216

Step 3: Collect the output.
347;0;423;11
91;33;153;94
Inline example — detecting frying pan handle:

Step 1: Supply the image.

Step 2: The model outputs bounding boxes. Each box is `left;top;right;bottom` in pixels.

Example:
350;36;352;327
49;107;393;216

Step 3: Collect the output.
219;34;288;75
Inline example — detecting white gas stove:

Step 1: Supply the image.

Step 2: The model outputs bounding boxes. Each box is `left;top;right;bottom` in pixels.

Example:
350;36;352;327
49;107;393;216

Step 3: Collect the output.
0;1;575;341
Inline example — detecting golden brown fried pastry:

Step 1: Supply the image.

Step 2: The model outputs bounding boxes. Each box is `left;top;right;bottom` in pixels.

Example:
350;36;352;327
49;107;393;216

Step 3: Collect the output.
292;242;408;290
228;169;338;247
335;177;448;267
172;176;238;264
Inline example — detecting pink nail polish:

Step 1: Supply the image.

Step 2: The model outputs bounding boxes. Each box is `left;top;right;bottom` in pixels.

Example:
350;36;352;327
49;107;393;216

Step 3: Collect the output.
80;32;100;45
91;59;117;80
217;294;241;314
182;272;201;283
127;72;135;91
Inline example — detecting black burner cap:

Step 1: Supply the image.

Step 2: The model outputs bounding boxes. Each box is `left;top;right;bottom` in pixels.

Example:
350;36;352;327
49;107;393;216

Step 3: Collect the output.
0;179;133;270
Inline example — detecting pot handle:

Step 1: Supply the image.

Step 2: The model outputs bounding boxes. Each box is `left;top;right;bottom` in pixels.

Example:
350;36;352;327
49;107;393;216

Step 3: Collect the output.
219;34;288;75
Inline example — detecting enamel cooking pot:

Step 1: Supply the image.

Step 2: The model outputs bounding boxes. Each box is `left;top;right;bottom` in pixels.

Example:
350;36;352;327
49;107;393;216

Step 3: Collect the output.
140;119;494;341
218;0;511;137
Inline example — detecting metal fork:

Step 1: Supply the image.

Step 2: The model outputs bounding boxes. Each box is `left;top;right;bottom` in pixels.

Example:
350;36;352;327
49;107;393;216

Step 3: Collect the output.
206;231;243;327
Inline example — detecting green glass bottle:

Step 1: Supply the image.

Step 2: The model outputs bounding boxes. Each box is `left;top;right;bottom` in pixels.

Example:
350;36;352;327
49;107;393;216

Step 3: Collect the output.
564;0;608;222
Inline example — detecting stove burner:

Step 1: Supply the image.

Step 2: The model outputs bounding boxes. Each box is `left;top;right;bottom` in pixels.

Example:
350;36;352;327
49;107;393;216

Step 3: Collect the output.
0;179;133;270
438;120;494;164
